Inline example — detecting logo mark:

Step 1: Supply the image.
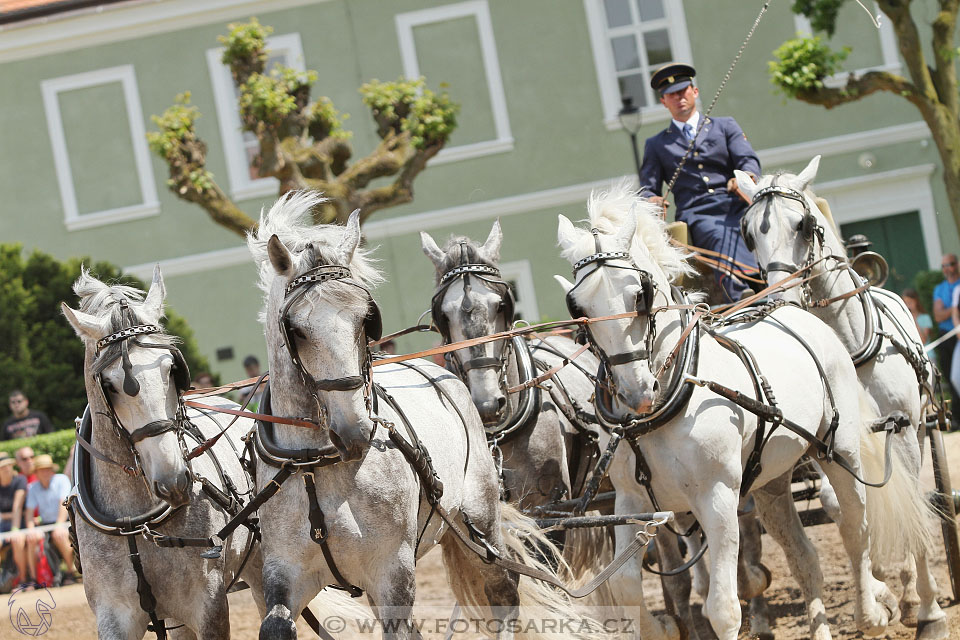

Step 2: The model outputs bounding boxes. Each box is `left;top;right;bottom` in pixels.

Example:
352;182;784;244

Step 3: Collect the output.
8;584;56;636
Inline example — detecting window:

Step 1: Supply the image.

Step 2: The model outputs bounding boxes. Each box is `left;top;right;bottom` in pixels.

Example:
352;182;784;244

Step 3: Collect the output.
41;65;159;230
584;0;693;129
206;33;306;201
395;0;513;164
794;3;899;88
500;260;540;322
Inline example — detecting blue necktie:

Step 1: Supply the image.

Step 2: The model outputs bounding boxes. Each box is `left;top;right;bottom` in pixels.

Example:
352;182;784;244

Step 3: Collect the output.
683;123;695;141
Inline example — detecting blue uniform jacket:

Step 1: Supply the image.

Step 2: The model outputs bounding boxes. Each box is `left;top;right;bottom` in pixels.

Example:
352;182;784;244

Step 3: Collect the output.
639;116;760;221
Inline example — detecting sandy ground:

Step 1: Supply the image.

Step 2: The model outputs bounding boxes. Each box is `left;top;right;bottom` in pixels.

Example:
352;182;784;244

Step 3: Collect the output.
7;432;960;639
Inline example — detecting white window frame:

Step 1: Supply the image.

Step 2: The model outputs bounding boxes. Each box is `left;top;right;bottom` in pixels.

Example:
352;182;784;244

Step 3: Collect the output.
41;64;159;231
206;33;306;201
794;5;900;88
500;259;540;322
584;0;694;131
395;0;513;165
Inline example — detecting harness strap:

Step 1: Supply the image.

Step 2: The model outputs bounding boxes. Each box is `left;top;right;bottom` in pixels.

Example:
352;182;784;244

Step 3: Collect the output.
303;472;364;598
506;342;591;395
127;534;167;640
75;430;138;477
574;428;624;515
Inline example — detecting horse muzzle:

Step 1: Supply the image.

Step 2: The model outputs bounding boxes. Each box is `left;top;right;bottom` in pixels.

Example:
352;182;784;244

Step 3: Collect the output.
153;469;192;508
329;419;373;462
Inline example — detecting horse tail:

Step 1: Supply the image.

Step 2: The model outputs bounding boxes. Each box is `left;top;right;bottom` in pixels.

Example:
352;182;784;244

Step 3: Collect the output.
562;520;617;606
857;393;934;568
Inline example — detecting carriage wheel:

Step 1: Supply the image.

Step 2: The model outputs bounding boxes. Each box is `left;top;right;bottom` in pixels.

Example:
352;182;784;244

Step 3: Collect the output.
929;424;960;601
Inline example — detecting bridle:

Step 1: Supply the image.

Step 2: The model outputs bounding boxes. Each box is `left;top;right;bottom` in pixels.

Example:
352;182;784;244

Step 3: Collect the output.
277;263;383;419
565;228;658;374
430;249;515;380
85;299;194;478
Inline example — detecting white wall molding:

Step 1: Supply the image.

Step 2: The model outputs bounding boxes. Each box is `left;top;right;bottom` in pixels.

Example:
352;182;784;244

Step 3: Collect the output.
126;121;937;276
500;260;540;321
395;0;513;164
41;64;159;231
0;0;325;63
206;32;306;200
813;164;940;268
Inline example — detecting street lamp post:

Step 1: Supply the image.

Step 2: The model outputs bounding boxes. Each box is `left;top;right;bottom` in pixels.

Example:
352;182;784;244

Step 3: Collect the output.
618;96;643;187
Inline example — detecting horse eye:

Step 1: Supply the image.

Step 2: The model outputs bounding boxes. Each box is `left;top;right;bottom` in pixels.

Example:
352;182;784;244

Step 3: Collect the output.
496;300;505;312
102;381;117;394
290;326;307;340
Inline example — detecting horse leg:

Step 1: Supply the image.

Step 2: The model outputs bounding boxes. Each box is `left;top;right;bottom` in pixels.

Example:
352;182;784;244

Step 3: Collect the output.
738;509;773;640
752;472;831;640
656;532;705;640
694;483;742;640
194;591;231;640
687;529;710;599
607;492;683;640
92;604;148;640
367;552;421;640
259;560;316;640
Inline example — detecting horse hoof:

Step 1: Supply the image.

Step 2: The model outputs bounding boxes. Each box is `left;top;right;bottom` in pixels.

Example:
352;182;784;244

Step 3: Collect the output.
260;608;297;640
915;616;949;640
879;587;901;627
899;599;920;628
658;613;685;640
758;563;772;592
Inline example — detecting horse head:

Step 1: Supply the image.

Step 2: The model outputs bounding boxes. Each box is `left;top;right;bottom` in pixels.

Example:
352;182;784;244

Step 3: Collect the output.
62;265;193;507
737;155;847;303
555;183;692;419
252;192;383;462
421;221;514;425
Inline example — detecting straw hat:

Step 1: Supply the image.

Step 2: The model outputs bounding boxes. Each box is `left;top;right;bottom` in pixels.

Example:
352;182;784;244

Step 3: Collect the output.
33;454;58;471
0;452;15;468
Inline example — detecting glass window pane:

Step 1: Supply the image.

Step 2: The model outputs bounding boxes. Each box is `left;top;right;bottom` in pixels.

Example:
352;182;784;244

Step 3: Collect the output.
644;29;672;66
637;0;665;22
618;73;648;108
604;0;633;28
611;35;640;72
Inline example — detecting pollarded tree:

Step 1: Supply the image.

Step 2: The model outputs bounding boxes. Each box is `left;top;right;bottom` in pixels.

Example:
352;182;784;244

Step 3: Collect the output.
769;1;960;231
147;19;459;235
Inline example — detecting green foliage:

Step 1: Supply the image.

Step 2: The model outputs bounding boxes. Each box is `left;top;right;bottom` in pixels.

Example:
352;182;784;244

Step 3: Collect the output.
218;17;271;68
360;77;459;148
238;66;317;128
792;0;845;36
0;429;76;473
914;269;945;330
0;245;212;432
146;92;200;160
770;35;849;98
306;97;351;140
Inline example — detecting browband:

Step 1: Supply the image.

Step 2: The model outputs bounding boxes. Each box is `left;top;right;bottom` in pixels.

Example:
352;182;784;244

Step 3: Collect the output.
572;251;633;273
752;185;809;213
284;265;352;297
439;264;502;286
96;324;163;352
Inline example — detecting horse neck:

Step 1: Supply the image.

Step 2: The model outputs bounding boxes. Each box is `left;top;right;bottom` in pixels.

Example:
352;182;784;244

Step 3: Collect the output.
807;258;867;354
85;378;160;517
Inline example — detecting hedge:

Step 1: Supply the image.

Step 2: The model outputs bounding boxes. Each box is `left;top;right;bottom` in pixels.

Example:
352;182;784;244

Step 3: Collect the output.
0;428;76;474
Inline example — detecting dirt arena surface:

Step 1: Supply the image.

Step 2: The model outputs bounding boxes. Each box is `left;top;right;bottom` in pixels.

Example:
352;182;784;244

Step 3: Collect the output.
7;432;959;639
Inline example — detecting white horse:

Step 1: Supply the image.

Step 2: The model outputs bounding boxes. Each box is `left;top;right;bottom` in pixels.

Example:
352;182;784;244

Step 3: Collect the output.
61;267;355;639
735;155;945;638
248;192;588;639
553;184;922;640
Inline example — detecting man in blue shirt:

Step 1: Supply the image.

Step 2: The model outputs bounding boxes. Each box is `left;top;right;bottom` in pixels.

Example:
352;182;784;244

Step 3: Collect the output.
25;454;76;585
933;253;960;398
639;63;760;301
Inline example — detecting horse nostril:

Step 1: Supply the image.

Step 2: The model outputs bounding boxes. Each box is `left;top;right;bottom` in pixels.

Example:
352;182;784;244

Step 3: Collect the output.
652;379;661;395
496;396;507;412
153;481;169;500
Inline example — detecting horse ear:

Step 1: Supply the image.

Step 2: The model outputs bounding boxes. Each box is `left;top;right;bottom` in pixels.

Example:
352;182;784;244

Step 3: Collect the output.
480;219;503;263
61;302;111;341
553;274;574;294
796;155;821;191
420;231;445;269
557;214;577;256
734;170;759;201
143;264;165;321
614;205;637;251
267;234;294;276
337;209;362;265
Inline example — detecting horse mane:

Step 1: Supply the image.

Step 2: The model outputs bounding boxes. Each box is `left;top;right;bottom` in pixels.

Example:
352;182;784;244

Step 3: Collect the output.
560;181;696;300
247;191;384;295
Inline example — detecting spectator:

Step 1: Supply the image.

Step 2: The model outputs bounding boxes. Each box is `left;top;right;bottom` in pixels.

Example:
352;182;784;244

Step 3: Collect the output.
24;455;76;586
933;254;960;397
0;453;29;587
15;447;37;484
2;391;54;441
238;356;264;411
902;288;933;343
193;372;214;389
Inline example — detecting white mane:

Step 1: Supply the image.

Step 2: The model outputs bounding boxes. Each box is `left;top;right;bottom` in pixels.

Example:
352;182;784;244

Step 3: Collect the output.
560;182;696;301
246;191;383;295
